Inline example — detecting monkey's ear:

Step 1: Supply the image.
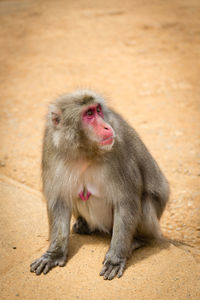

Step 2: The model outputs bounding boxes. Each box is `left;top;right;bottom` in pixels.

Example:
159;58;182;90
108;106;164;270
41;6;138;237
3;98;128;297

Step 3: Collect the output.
48;104;62;128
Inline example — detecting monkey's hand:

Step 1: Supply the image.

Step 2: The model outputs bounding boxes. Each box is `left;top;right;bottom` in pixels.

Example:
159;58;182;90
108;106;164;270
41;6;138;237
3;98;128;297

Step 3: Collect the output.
100;251;126;280
30;251;67;275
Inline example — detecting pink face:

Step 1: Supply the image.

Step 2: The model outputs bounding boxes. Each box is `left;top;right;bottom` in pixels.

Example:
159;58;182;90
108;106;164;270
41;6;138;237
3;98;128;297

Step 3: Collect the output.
82;104;114;146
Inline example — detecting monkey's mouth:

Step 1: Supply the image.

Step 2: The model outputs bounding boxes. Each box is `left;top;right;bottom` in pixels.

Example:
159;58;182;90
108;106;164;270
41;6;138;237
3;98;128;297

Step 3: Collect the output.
100;136;114;146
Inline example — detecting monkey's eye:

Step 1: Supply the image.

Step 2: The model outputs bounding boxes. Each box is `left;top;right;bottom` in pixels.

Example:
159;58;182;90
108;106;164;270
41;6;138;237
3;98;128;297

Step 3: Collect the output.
96;105;101;113
86;109;94;116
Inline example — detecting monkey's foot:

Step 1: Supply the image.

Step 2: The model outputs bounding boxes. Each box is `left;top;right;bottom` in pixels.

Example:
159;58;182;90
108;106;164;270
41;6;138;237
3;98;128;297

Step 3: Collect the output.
132;237;148;251
100;252;126;280
72;216;92;235
30;252;67;275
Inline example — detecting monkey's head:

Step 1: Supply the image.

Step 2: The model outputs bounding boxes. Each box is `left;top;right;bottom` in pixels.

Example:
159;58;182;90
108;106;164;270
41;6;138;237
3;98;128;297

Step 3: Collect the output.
47;90;115;158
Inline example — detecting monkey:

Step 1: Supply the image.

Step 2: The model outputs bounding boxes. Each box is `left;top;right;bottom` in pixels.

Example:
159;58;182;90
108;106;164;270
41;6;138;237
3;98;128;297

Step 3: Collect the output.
30;89;169;280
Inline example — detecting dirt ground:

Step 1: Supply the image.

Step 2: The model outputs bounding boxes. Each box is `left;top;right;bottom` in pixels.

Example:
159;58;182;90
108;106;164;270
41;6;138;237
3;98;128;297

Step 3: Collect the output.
0;0;200;299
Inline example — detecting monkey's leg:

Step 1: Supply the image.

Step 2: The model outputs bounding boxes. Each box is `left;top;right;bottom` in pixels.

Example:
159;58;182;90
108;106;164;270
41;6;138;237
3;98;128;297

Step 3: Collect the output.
100;201;139;280
138;197;163;241
72;216;92;235
136;195;162;246
131;200;162;252
30;199;71;275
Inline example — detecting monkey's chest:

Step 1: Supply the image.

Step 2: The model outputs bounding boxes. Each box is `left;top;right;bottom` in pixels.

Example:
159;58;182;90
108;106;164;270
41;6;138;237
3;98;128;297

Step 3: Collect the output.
74;184;113;233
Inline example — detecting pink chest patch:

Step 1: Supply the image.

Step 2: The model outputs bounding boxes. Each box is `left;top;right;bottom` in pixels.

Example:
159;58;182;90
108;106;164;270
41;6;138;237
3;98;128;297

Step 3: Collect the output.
79;187;92;201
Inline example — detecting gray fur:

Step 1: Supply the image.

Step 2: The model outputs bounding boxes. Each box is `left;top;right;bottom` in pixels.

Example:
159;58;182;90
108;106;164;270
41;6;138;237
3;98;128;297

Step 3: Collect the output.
30;89;169;280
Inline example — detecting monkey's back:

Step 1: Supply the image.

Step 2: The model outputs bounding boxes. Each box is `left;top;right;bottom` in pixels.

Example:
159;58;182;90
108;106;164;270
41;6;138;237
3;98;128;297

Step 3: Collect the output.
107;108;169;216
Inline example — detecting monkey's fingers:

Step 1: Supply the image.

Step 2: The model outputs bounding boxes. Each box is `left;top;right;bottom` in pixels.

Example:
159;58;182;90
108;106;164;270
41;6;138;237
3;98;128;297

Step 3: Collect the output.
107;265;120;280
31;253;67;275
43;260;55;274
30;257;44;272
100;257;126;280
106;261;125;280
99;264;108;276
35;259;49;275
100;263;120;280
102;264;113;280
31;255;55;275
100;264;122;280
117;261;126;278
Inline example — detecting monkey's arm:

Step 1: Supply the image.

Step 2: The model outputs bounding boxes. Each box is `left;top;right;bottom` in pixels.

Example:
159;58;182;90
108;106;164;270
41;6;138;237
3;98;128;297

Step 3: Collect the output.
100;200;139;280
30;198;71;275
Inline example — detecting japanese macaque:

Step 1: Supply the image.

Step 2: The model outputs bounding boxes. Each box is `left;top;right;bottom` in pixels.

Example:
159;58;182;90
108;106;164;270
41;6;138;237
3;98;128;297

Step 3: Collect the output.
30;90;169;280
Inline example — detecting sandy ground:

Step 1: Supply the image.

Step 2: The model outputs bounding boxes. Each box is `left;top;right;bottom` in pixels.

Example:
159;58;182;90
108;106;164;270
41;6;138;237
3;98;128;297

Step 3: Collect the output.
0;0;200;299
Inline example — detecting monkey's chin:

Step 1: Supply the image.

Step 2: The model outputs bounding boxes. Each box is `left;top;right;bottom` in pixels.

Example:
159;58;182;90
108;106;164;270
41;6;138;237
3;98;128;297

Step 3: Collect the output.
99;137;114;151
